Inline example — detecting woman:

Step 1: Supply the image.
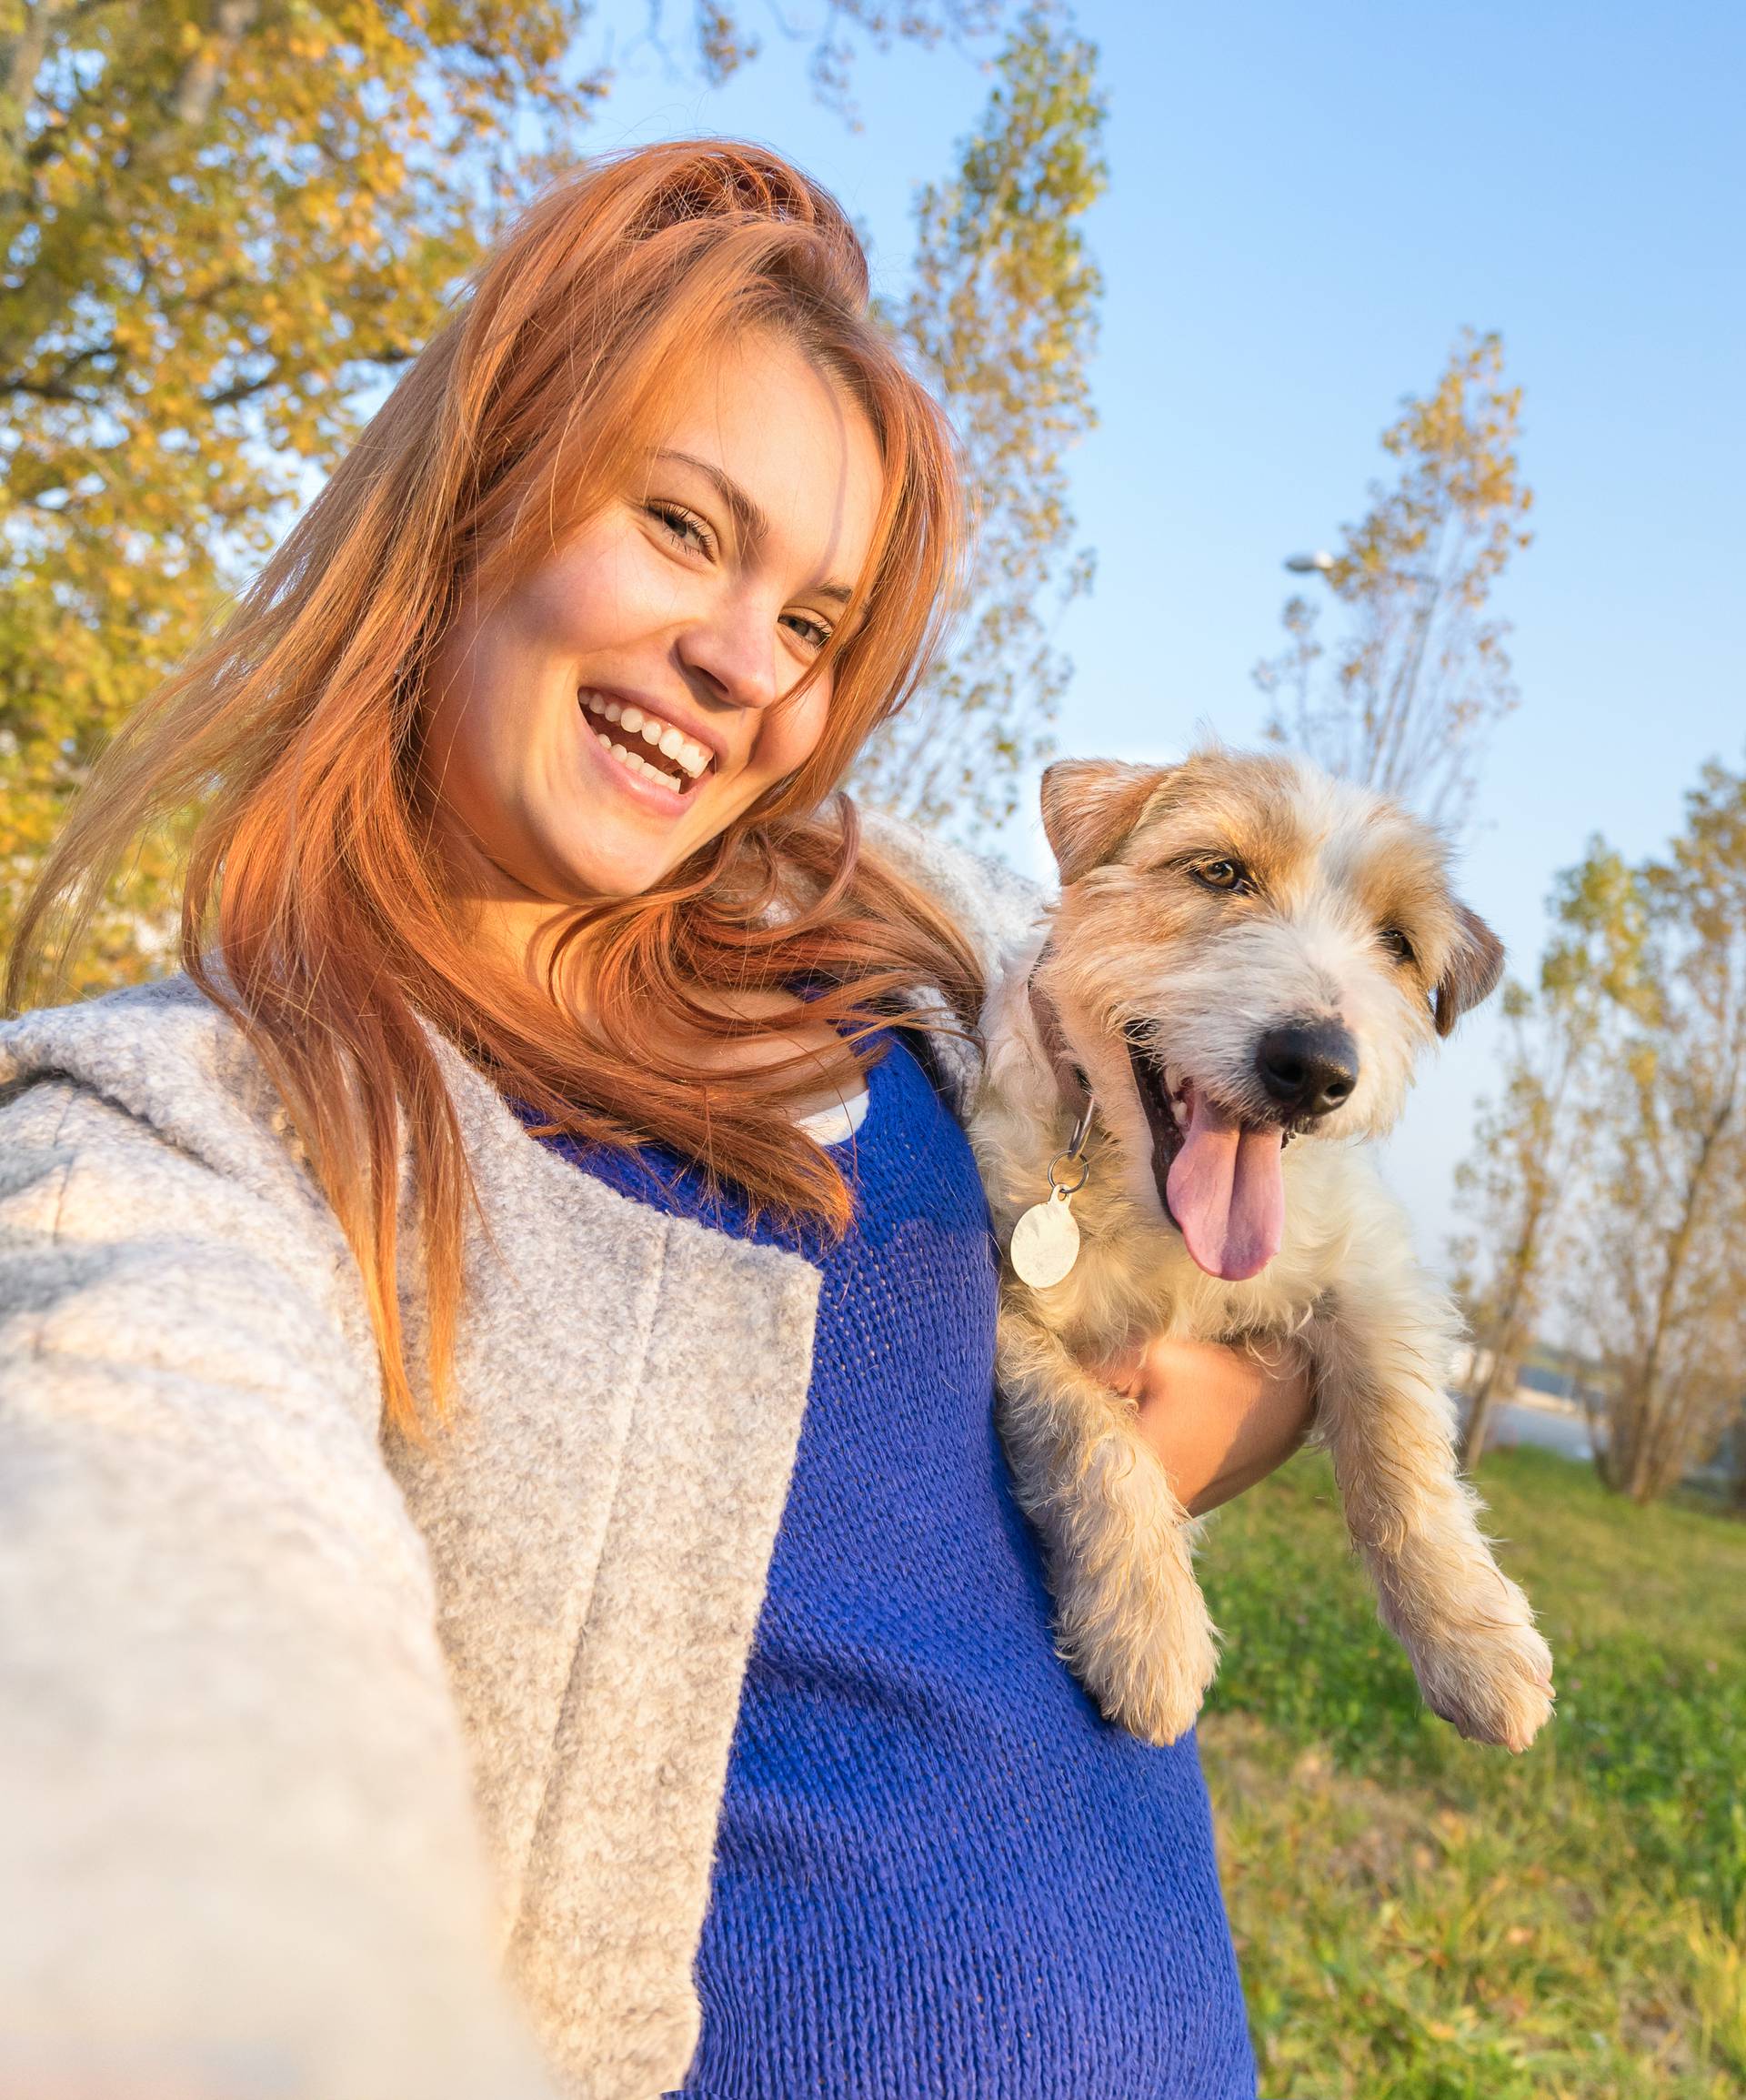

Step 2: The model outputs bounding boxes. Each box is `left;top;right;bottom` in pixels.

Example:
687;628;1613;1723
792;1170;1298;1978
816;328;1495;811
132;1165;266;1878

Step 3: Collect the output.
0;144;1310;2099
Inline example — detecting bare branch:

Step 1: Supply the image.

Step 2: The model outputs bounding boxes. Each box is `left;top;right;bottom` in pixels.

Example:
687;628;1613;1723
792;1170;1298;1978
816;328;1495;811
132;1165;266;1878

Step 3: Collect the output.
1257;331;1532;840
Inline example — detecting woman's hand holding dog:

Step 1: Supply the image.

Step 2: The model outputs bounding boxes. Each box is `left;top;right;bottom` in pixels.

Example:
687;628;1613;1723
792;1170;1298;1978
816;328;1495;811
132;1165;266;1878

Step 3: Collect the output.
1089;1335;1316;1518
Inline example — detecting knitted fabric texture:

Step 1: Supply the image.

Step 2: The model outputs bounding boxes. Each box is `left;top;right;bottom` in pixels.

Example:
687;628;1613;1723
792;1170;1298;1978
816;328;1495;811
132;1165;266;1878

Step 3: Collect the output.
533;1035;1257;2100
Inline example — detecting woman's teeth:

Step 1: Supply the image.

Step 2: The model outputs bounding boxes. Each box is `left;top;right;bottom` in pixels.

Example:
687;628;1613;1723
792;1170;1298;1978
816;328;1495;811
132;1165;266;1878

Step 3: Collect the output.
580;689;711;792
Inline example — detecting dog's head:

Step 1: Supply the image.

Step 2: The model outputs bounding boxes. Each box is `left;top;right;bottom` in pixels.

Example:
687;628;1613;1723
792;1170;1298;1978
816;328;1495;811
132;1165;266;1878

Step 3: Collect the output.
1033;746;1502;1284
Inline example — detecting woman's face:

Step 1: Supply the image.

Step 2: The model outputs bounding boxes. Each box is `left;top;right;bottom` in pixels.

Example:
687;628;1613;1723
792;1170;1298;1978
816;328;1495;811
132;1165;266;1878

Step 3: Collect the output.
422;332;885;930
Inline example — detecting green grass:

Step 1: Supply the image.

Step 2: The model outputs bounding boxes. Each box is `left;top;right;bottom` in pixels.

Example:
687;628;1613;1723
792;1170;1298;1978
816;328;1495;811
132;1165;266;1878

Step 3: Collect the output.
1196;1445;1746;2098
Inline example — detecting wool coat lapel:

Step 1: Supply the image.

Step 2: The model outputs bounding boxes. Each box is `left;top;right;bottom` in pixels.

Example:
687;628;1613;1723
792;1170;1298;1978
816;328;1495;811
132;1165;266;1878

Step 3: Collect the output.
386;1048;823;2094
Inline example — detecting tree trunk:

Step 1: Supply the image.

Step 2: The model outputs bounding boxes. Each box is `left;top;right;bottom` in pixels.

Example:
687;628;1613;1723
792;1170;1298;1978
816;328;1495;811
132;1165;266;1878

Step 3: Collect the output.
1458;1250;1539;1469
1594;1372;1639;1494
1459;1354;1509;1470
1458;1156;1559;1473
1605;1106;1730;1502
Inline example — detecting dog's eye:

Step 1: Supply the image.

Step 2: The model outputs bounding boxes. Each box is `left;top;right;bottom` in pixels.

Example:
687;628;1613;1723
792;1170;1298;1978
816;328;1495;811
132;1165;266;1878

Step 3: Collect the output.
1190;858;1250;894
1379;927;1416;965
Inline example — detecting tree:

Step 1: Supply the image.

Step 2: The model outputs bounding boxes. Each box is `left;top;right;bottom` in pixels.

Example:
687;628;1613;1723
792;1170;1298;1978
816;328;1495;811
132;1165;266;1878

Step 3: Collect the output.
0;0;1031;985
848;0;1105;836
1452;765;1746;1503
1255;329;1532;838
1450;847;1650;1467
1578;758;1746;1503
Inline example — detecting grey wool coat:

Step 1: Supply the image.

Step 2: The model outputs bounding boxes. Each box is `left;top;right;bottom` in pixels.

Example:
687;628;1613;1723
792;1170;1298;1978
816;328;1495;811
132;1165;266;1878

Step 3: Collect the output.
0;818;1044;2100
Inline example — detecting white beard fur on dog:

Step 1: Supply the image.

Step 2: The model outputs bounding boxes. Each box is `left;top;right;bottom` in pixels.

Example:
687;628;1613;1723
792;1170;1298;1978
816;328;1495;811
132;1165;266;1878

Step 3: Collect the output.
969;745;1556;1753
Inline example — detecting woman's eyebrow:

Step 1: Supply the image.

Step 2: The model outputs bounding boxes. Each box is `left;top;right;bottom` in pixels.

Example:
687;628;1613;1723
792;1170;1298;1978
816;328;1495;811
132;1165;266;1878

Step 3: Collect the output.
654;448;855;607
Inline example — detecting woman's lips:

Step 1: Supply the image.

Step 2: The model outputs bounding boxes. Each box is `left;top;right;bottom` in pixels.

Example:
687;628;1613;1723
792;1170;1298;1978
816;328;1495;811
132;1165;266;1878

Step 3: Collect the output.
579;703;704;812
580;688;714;785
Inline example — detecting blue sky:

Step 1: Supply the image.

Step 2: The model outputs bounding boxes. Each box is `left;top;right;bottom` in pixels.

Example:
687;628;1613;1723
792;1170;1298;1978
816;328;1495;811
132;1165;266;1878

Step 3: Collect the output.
584;0;1743;1266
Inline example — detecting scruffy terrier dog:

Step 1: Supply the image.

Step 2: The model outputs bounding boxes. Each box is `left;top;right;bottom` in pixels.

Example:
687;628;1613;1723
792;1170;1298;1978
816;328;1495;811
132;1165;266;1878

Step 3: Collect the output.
970;747;1556;1752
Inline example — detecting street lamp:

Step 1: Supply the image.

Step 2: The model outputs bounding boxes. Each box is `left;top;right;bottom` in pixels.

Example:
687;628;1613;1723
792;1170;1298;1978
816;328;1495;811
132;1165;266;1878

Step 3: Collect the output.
1284;550;1336;576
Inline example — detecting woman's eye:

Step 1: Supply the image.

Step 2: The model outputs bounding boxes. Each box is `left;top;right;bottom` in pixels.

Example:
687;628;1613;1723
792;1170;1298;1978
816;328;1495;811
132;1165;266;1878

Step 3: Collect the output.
783;610;833;652
1380;927;1416;964
1191;858;1250;893
647;501;713;556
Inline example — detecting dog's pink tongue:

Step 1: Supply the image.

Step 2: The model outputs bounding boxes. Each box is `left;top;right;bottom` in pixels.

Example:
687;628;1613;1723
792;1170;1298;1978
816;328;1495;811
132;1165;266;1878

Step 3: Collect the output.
1165;1092;1286;1281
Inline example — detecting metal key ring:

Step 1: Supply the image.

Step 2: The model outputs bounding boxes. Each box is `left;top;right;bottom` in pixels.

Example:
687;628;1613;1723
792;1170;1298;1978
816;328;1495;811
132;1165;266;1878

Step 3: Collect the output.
1047;1150;1089;1196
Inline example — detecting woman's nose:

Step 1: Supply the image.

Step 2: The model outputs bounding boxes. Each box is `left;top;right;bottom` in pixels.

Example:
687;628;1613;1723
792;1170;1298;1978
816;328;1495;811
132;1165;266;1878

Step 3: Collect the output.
677;594;782;713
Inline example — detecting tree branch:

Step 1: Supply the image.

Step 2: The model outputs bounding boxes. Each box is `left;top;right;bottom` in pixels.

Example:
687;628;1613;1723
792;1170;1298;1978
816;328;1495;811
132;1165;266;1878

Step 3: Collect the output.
0;329;125;398
203;359;281;408
2;0;63;136
165;0;263;131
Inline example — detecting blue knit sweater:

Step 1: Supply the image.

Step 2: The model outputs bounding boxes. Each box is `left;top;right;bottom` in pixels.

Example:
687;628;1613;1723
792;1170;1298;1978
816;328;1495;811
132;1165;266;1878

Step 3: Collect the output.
533;1035;1256;2099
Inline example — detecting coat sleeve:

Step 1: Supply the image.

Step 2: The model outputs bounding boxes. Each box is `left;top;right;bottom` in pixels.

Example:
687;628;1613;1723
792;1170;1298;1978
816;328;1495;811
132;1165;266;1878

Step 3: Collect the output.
0;1076;557;2100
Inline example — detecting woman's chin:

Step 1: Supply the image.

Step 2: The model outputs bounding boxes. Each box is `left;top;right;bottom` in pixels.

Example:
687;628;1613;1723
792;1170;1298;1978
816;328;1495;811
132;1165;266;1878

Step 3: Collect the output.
545;815;700;903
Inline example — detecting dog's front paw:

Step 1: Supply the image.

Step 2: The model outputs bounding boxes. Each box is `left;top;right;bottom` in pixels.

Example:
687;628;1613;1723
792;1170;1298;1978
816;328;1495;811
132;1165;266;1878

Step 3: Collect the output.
1092;1624;1219;1749
1057;1565;1220;1749
1400;1577;1555;1753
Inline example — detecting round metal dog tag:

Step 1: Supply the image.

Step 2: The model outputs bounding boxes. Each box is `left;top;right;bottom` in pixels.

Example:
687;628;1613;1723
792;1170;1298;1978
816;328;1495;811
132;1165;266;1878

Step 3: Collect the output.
1009;1189;1081;1290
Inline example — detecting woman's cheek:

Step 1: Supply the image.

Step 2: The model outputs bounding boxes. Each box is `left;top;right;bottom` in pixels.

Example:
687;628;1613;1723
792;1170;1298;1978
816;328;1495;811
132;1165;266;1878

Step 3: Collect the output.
758;679;832;784
522;519;671;650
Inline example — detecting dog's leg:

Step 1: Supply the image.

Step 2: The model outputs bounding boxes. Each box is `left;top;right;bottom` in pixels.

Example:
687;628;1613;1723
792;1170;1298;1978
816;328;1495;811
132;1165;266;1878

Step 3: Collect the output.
1310;1229;1555;1752
996;1302;1219;1746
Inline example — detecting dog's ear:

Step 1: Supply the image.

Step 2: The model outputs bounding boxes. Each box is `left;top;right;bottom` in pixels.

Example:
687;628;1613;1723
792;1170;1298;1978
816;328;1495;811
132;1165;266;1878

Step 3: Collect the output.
1433;903;1505;1037
1040;759;1169;885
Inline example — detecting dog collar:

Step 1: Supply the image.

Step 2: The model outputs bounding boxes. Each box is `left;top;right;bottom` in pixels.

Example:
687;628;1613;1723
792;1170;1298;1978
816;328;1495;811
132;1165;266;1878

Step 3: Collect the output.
1012;942;1099;1289
1027;939;1096;1125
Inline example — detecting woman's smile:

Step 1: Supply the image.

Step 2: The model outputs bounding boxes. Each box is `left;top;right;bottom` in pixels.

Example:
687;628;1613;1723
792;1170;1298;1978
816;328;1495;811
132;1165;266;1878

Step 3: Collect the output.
577;687;717;803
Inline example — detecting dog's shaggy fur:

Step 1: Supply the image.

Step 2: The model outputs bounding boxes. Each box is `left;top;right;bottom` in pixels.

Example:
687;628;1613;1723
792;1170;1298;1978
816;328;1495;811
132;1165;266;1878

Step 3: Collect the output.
970;747;1555;1752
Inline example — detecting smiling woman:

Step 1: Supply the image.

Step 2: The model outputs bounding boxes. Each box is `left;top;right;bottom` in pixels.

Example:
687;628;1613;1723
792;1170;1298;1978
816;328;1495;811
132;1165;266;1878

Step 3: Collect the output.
0;140;1303;2100
9;144;978;1429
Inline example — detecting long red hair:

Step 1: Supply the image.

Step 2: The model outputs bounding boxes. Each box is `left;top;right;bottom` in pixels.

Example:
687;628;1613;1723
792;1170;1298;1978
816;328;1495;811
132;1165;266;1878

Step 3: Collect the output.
6;142;983;1434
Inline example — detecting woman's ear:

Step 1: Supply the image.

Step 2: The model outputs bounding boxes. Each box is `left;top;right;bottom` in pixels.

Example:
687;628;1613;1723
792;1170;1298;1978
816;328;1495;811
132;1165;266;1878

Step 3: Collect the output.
1433;903;1505;1037
1039;759;1171;885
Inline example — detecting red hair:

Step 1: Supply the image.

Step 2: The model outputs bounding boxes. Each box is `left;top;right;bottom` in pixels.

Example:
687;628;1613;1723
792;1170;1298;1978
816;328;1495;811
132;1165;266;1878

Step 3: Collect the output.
7;142;982;1435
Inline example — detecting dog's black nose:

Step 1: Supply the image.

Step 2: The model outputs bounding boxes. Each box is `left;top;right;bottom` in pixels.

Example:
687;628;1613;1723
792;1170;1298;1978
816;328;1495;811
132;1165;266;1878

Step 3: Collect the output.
1255;1021;1359;1120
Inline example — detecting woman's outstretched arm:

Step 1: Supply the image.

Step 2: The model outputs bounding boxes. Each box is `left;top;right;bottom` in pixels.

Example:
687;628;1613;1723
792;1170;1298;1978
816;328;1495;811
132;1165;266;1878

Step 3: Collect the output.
0;1070;554;2100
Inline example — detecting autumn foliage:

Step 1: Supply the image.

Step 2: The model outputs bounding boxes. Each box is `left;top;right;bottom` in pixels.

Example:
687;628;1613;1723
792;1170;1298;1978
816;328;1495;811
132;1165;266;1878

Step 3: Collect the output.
2;0;1069;973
